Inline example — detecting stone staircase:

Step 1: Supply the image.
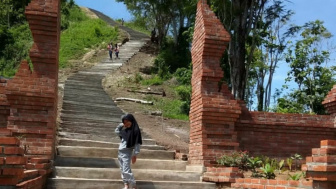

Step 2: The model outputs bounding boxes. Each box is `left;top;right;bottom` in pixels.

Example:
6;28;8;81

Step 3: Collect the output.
47;9;216;189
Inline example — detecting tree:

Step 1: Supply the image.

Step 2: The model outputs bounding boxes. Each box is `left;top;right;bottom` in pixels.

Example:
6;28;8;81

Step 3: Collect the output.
277;20;336;114
254;0;293;111
116;0;197;46
0;0;31;27
210;0;269;100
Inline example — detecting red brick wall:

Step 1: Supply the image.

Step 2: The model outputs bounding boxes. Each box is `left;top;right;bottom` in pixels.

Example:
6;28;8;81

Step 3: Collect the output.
323;85;336;115
232;178;314;189
0;78;9;129
236;112;336;158
189;0;241;167
0;0;60;187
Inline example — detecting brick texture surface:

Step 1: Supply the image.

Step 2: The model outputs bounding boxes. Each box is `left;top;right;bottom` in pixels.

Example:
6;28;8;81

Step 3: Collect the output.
0;0;60;187
189;0;240;167
231;178;313;189
305;140;336;186
323;85;336;115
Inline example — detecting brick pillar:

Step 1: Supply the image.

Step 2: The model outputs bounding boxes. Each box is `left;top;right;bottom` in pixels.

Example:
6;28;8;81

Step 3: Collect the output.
5;0;61;159
188;0;241;168
0;137;27;187
323;85;336;127
304;140;336;188
0;78;11;136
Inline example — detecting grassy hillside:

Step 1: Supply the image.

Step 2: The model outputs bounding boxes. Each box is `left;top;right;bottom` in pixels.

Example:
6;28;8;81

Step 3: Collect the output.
0;2;118;77
59;6;119;68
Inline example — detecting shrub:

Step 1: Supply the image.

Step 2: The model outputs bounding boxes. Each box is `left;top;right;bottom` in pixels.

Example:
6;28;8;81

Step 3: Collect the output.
175;85;191;115
0;23;32;77
134;73;143;84
260;163;276;179
153;52;172;79
174;67;192;85
247;157;263;177
217;151;249;170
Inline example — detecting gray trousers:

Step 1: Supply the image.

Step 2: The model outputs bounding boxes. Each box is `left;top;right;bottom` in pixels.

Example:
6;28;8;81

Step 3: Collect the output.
118;149;136;186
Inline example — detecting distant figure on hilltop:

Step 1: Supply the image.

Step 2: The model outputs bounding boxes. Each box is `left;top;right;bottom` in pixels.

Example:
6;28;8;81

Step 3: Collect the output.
121;18;124;26
107;42;114;60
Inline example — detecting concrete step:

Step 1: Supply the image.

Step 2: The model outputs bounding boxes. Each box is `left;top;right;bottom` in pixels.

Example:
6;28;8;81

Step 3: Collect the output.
58;131;121;142
57;146;174;160
54;167;202;182
58;133;156;144
60;113;121;123
58;126;152;140
58;139;164;150
54;157;187;170
60;110;122;117
47;178;216;189
61;103;123;113
62;100;119;109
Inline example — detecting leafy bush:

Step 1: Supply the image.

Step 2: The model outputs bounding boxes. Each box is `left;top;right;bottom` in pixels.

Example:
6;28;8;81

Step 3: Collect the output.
0;23;32;77
153;29;191;79
175;85;191;115
217;151;249;170
174;67;192;85
175;85;191;102
247;157;263;177
134;73;143;84
260;163;276;179
153;51;173;79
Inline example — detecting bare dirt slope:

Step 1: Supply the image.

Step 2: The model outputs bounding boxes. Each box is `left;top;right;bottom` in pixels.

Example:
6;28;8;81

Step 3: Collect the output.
102;42;190;153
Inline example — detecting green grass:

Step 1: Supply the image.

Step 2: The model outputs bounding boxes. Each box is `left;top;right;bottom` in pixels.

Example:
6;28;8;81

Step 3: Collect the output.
155;98;189;120
59;8;118;68
141;75;164;86
144;90;189;121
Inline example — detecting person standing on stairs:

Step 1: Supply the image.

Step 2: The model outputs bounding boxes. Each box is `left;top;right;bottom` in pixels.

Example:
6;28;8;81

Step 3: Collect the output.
107;42;114;60
115;114;143;189
115;44;120;59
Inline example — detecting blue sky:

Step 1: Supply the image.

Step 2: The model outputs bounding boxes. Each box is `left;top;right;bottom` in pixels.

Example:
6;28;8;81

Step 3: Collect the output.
273;0;336;97
74;0;336;106
74;0;132;21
